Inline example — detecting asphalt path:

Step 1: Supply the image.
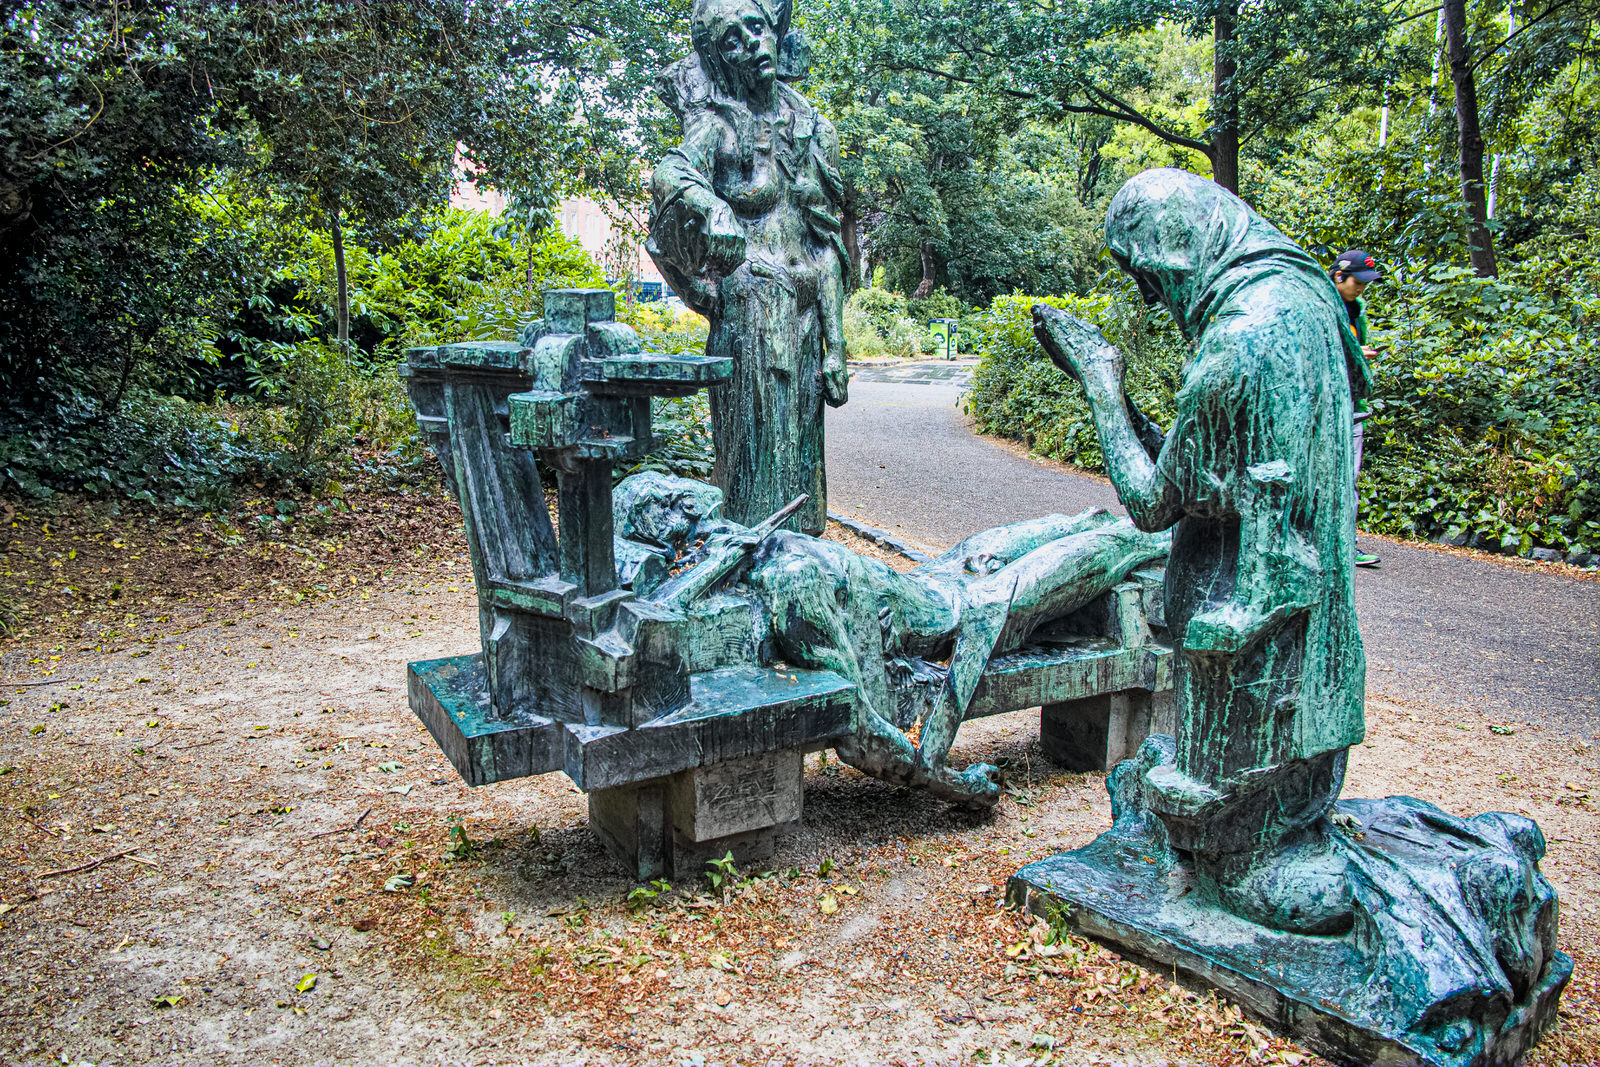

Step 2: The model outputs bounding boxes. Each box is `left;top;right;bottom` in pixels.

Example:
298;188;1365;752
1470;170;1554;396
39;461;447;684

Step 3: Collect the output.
825;361;1600;736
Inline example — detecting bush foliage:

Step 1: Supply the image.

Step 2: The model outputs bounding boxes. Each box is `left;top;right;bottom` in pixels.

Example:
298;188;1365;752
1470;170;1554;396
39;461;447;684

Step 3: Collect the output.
1358;262;1600;554
964;283;1185;470
963;268;1599;558
0;205;619;507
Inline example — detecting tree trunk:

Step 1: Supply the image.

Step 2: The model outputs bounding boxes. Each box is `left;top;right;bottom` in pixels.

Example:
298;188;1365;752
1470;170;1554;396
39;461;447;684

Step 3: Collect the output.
1211;0;1241;194
329;200;351;359
1442;0;1498;276
913;240;937;300
841;201;862;291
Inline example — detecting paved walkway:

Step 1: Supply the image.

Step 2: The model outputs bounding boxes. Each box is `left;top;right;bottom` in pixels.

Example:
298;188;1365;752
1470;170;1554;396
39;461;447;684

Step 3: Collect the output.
825;362;1600;735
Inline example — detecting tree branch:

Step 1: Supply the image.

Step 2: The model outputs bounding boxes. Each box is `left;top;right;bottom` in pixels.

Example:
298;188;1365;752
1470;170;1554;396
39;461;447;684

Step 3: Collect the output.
1468;0;1583;74
1081;84;1214;155
879;60;1212;156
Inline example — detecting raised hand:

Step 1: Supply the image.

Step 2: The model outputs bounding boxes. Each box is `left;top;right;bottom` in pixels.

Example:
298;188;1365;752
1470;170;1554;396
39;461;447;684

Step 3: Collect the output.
1032;303;1126;400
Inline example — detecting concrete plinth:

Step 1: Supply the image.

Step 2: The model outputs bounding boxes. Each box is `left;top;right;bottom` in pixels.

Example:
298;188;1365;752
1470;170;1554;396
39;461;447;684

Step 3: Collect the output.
1039;688;1173;772
588;749;803;881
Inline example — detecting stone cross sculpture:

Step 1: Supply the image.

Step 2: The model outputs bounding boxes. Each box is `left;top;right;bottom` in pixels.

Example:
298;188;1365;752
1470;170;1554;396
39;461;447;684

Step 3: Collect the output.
1010;169;1570;1067
646;0;848;535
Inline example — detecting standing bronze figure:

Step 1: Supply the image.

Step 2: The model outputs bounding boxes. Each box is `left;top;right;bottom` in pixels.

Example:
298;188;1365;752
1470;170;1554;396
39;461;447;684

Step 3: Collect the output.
647;0;849;535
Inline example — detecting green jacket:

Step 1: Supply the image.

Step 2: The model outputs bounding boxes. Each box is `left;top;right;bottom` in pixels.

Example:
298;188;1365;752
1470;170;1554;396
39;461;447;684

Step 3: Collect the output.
1341;296;1374;414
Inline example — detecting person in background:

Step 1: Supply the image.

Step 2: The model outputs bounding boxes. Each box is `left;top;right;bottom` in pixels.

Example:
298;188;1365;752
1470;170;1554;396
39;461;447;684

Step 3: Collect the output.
1332;248;1382;568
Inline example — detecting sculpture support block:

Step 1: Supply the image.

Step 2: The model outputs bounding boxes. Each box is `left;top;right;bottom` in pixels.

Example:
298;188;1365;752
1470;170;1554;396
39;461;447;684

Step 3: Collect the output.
1010;737;1572;1067
589;749;804;881
1039;688;1174;772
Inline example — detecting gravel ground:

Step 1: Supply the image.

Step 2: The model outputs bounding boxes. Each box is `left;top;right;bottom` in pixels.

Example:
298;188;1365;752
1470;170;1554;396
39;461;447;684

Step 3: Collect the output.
1;519;1596;1066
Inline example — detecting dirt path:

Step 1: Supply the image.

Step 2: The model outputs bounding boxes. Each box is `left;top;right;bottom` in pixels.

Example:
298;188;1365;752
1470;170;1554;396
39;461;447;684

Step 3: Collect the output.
2;521;1597;1065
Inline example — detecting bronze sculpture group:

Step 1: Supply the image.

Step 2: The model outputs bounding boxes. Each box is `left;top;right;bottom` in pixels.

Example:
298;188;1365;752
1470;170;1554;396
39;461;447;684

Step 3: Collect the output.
398;4;1570;1063
615;471;1169;805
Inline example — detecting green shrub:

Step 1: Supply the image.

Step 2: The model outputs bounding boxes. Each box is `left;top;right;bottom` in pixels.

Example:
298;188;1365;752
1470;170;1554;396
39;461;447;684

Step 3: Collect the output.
1360;262;1600;553
0;392;281;510
906;288;968;325
620;301;711;356
844;285;923;359
0;206;613;509
287;209;607;352
963;284;1184;470
1359;429;1588;553
627;394;715;482
964;262;1599;557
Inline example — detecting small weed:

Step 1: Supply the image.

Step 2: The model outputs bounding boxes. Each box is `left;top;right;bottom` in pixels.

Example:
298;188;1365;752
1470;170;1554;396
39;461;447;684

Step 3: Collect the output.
706;852;739;893
626;878;673;911
445;817;477;861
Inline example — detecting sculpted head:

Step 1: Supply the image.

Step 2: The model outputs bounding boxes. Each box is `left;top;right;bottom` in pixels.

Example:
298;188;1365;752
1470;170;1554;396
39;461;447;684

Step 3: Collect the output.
614;472;726;552
692;0;789;99
1103;168;1312;340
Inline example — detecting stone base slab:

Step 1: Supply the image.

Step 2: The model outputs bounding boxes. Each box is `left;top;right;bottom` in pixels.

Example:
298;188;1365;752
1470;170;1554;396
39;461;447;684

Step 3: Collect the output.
1009;799;1573;1067
408;654;852;790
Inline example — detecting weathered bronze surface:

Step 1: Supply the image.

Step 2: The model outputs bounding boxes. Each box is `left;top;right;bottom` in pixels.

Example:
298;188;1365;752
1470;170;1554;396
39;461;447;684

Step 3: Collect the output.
647;0;848;535
616;473;1170;806
1015;168;1568;1067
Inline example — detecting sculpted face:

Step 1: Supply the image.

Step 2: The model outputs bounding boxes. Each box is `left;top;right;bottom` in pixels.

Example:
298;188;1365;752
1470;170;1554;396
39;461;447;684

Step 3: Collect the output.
614;473;726;552
699;0;779;96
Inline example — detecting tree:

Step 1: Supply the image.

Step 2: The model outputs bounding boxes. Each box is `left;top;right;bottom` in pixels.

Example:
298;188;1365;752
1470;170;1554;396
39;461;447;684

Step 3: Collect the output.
219;1;684;353
0;4;237;415
850;0;1401;194
801;0;1136;299
1443;0;1499;275
0;0;685;425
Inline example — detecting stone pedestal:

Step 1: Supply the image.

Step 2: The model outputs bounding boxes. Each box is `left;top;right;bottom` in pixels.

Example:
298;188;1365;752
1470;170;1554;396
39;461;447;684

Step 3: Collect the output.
588;749;803;881
1039;688;1174;772
1011;736;1572;1067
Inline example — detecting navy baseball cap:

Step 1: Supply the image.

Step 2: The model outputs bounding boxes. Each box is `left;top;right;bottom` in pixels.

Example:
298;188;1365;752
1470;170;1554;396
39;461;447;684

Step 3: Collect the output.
1332;249;1383;281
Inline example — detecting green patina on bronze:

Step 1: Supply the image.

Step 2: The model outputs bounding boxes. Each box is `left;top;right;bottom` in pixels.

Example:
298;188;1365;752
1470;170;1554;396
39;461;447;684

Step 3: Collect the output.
617;474;1170;806
1016;168;1568;1067
647;0;848;535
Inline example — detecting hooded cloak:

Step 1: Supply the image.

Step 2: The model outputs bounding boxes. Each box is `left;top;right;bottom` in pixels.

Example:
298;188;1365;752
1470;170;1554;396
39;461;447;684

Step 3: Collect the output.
1106;168;1366;771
